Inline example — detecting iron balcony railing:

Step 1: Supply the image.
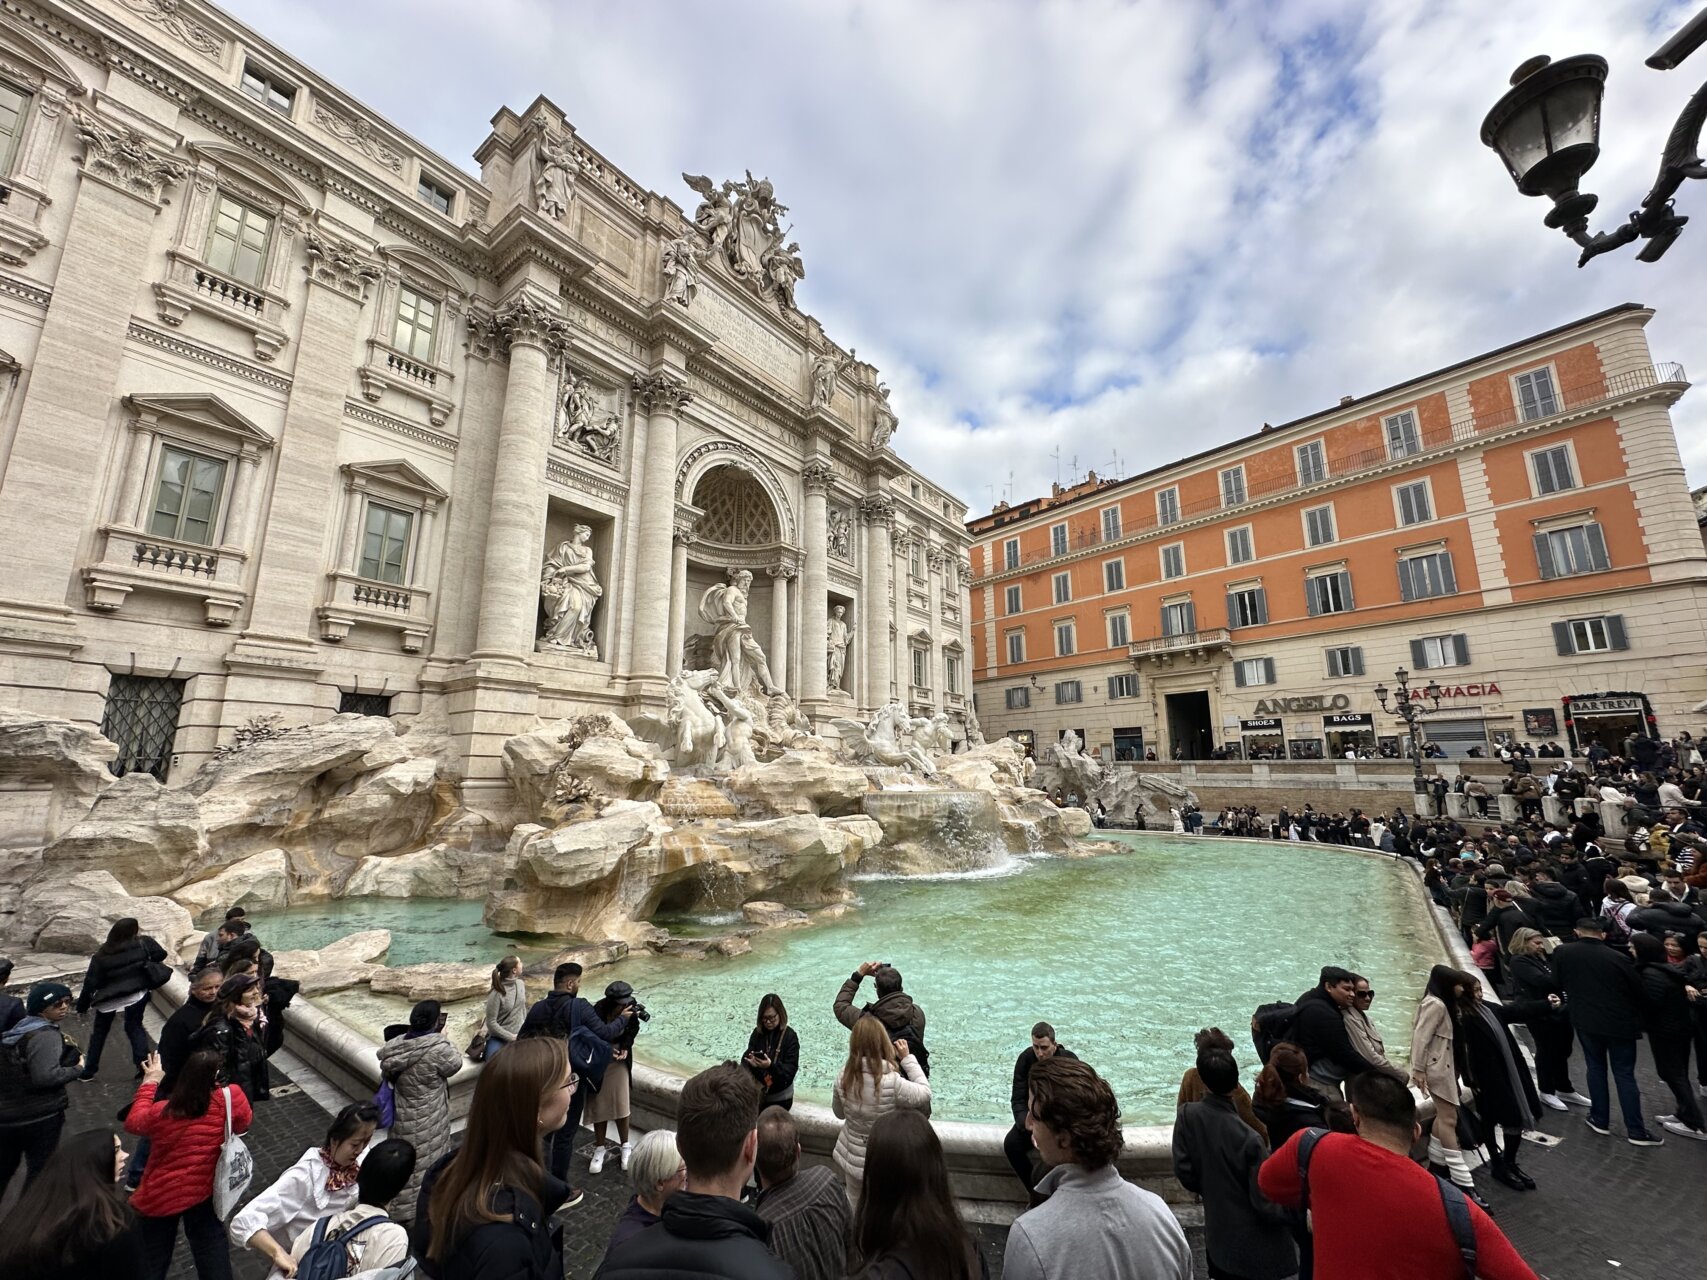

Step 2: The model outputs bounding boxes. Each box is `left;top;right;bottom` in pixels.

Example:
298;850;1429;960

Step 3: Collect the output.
978;361;1686;578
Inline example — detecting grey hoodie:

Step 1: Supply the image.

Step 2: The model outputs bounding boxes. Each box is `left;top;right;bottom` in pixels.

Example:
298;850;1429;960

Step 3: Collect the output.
0;1016;81;1125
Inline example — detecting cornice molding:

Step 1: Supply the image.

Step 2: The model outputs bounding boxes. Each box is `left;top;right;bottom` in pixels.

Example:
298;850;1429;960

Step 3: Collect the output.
127;320;293;393
342;399;457;453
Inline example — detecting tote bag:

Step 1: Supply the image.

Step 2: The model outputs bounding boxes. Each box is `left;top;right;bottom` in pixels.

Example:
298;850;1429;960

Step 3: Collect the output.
211;1085;255;1219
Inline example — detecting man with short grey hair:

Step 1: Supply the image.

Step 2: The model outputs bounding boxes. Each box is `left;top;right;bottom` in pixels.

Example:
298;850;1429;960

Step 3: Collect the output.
751;1105;849;1280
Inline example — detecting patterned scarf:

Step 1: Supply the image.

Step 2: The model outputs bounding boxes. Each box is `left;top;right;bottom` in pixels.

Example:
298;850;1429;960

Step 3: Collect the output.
319;1148;361;1194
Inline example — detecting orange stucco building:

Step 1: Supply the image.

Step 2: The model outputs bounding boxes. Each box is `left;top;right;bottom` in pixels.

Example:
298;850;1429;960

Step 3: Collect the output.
966;305;1707;762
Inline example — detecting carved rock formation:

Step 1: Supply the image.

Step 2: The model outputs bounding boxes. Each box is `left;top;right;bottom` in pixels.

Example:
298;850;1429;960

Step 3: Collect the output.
270;929;393;995
14;870;200;961
172;849;292;922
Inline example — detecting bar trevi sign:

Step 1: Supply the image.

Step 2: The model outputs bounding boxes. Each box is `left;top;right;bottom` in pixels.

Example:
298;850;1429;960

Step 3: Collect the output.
1253;681;1500;717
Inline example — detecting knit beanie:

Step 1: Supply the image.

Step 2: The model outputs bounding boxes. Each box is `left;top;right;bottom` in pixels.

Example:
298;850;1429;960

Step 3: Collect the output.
26;981;72;1015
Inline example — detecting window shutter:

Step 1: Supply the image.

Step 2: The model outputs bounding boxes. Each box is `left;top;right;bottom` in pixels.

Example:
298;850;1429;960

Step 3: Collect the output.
1264;657;1277;685
1350;647;1365;677
1306;579;1321;617
1225;593;1237;628
1605;615;1628;650
1410;638;1427;669
1453;634;1470;666
1439;554;1457;595
1160;607;1174;637
1552;621;1575;656
1256;589;1269;625
1182;601;1196;633
1586;523;1610;571
1338;571;1355;611
1533;532;1557;580
1397;559;1415;602
1234;663;1247;687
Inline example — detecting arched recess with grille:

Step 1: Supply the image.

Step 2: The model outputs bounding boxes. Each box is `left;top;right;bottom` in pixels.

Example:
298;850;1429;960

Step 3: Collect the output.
675;441;797;547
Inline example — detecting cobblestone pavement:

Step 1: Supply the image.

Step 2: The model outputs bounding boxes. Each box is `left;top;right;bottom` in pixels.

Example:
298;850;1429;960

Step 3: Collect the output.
7;975;1702;1278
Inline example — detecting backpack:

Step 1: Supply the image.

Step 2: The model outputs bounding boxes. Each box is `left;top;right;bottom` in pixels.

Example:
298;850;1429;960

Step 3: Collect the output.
1251;1002;1300;1065
1295;1128;1477;1280
866;1006;930;1078
296;1213;390;1280
518;996;611;1089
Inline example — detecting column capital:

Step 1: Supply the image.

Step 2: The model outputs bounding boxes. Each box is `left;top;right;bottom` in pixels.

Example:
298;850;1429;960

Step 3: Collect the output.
801;460;835;493
926;544;948;570
634;369;693;415
766;560;799;580
859;494;896;527
303;227;382;301
493;294;574;362
73;107;185;207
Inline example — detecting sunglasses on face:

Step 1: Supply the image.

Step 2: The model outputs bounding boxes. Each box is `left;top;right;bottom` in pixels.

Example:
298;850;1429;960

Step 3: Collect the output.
1355;990;1375;999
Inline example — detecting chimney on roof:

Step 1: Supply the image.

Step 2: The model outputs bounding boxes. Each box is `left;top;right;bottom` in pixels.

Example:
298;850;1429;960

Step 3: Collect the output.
1261;423;1273;432
1051;481;1062;497
1339;395;1354;406
1086;470;1099;485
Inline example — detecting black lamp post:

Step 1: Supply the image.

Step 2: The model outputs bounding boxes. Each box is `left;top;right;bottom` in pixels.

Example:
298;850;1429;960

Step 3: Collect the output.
1374;668;1442;798
1480;7;1707;265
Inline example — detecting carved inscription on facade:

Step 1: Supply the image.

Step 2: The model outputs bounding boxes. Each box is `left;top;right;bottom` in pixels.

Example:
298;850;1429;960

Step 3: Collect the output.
690;286;798;389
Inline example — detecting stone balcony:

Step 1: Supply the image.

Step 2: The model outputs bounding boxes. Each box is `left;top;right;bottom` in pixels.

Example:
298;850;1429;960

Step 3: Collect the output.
153;250;291;362
316;571;433;652
357;339;456;427
82;525;249;626
1127;628;1232;665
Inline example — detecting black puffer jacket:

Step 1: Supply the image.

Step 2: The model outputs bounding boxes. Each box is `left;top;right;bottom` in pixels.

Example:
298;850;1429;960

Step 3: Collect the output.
1289;987;1380;1078
75;937;167;1013
1636;963;1695;1039
594;1192;793;1279
1629;901;1706;947
1528;880;1582;936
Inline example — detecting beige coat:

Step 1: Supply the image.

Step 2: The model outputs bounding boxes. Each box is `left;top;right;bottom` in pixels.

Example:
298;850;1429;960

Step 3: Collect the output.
1409;994;1461;1105
831;1054;930;1202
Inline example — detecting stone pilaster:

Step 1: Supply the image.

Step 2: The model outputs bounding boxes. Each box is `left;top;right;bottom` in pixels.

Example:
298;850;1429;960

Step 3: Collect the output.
629;370;693;687
927;544;947;701
767;561;796;696
471;295;573;660
799;460;833;706
667;518;697;677
860;495;895;709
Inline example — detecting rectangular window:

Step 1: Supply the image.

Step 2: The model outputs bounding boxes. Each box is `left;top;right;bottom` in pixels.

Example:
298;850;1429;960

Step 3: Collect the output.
1220;466;1246;506
1396;480;1432;526
1103;559;1125;592
1226;526;1254;565
944;654;961;695
1160;543;1185;579
1055;680;1082;705
1397;550;1458;601
359;502;414;584
1515;367;1558;420
1384;410;1421;458
204;195;273;286
1534;522;1610;579
1531;444;1575;495
1006;631;1026;664
1004;584;1022;615
0;81;30;174
1296;440;1326;485
1305;570;1355;616
1054;621;1076;657
1412;633;1470;669
1233;657;1277;687
1226;586;1268;629
100;674;186;783
1326;645;1365;678
1160;600;1196;637
338;691;393;717
1156;487;1181;526
1553;615;1629;656
149;446;227;546
239;62;295;114
911;648;928;689
1108;673;1140;700
393;286;439;362
417;175;454;215
1005;687;1030;710
1050;523;1068;557
1052;572;1072;604
1304;505;1336;547
1101;507;1122;540
909;542;923;577
1107;612;1130;647
1004;538;1020;570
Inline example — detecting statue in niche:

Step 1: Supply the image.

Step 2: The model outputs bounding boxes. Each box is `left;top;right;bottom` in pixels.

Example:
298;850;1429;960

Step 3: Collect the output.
698;568;783;697
556;373;619;463
662;231;705;307
540;526;602;656
810;349;854;410
827;506;852;560
535;132;576;221
826;604;850;692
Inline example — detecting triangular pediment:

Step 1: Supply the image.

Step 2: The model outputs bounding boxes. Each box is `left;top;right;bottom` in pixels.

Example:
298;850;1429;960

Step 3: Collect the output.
342;458;448;500
125;394;273;447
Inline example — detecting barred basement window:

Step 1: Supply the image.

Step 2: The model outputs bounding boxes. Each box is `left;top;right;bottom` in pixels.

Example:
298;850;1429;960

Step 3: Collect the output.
338;691;394;717
101;674;186;782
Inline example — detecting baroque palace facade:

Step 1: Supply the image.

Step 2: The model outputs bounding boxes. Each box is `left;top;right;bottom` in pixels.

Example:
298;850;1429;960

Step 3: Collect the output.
968;305;1707;763
0;0;972;814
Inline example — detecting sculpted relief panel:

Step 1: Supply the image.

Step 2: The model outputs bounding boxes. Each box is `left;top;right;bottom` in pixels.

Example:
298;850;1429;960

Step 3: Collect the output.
552;366;624;467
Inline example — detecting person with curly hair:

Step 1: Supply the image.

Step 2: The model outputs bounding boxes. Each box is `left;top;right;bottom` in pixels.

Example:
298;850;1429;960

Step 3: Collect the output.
1004;1055;1191;1280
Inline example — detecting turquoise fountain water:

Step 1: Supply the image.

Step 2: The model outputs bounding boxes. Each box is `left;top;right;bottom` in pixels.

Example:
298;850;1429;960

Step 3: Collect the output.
256;834;1443;1125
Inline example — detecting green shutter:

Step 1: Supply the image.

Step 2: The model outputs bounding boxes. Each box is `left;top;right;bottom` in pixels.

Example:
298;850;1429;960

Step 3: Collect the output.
1338;571;1355;611
1439;554;1456;595
1453;634;1470;666
1534;532;1557;580
1410;639;1427;669
1552;622;1574;656
1585;523;1610;571
1605;615;1628;650
1397;559;1415;602
1350;647;1365;677
1264;657;1277;685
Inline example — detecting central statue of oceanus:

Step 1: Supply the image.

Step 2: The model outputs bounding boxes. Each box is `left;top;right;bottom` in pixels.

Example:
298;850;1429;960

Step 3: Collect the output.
698;568;782;697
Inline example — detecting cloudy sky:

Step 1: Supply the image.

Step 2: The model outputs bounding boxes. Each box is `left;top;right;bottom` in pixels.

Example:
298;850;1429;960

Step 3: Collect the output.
223;0;1706;511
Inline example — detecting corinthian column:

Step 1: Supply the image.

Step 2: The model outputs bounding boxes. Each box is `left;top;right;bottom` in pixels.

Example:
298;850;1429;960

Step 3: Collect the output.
799;461;833;706
927;544;947;702
472;296;572;660
630;371;693;682
667;523;696;677
767;561;796;696
860;495;895;709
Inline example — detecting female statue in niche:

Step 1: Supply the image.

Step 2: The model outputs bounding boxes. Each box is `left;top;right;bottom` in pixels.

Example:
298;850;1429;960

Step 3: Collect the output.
540;525;602;656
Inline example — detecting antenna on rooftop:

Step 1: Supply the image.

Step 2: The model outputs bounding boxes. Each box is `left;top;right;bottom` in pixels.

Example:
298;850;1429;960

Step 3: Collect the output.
1050;446;1062;487
1070;454;1081;485
1107;449;1124;479
1006;470;1015;503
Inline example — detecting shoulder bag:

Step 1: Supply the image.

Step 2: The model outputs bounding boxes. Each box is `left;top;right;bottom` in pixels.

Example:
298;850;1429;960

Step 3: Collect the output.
211;1085;255;1219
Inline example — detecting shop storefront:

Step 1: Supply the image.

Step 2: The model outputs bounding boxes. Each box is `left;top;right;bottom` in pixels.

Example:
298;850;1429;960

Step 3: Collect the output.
1113;726;1146;762
1287;735;1325;760
1238;717;1285;760
1423;717;1489;757
1324;712;1376;758
1562;692;1657;754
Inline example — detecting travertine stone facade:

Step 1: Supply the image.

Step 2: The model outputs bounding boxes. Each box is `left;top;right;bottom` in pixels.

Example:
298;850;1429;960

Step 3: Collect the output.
0;0;971;818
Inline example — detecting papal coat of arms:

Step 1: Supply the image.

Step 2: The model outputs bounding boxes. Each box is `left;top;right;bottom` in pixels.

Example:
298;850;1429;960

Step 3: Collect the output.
681;171;804;311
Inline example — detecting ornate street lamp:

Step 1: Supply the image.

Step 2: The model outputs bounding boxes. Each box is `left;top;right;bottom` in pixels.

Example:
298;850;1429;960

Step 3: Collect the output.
1375;668;1443;799
1480;8;1707;265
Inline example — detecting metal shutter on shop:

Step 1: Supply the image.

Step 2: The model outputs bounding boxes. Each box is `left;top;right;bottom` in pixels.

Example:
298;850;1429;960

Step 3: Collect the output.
1426;719;1490;756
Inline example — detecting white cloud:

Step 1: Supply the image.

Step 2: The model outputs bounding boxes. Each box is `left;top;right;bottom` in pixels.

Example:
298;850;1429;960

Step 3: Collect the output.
222;0;1707;504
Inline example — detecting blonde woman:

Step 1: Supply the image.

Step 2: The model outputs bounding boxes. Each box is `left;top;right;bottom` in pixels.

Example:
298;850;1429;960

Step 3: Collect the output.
831;1016;930;1206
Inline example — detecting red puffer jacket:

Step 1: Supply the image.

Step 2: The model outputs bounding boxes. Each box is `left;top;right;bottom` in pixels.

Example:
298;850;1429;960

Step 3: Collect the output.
124;1081;252;1217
